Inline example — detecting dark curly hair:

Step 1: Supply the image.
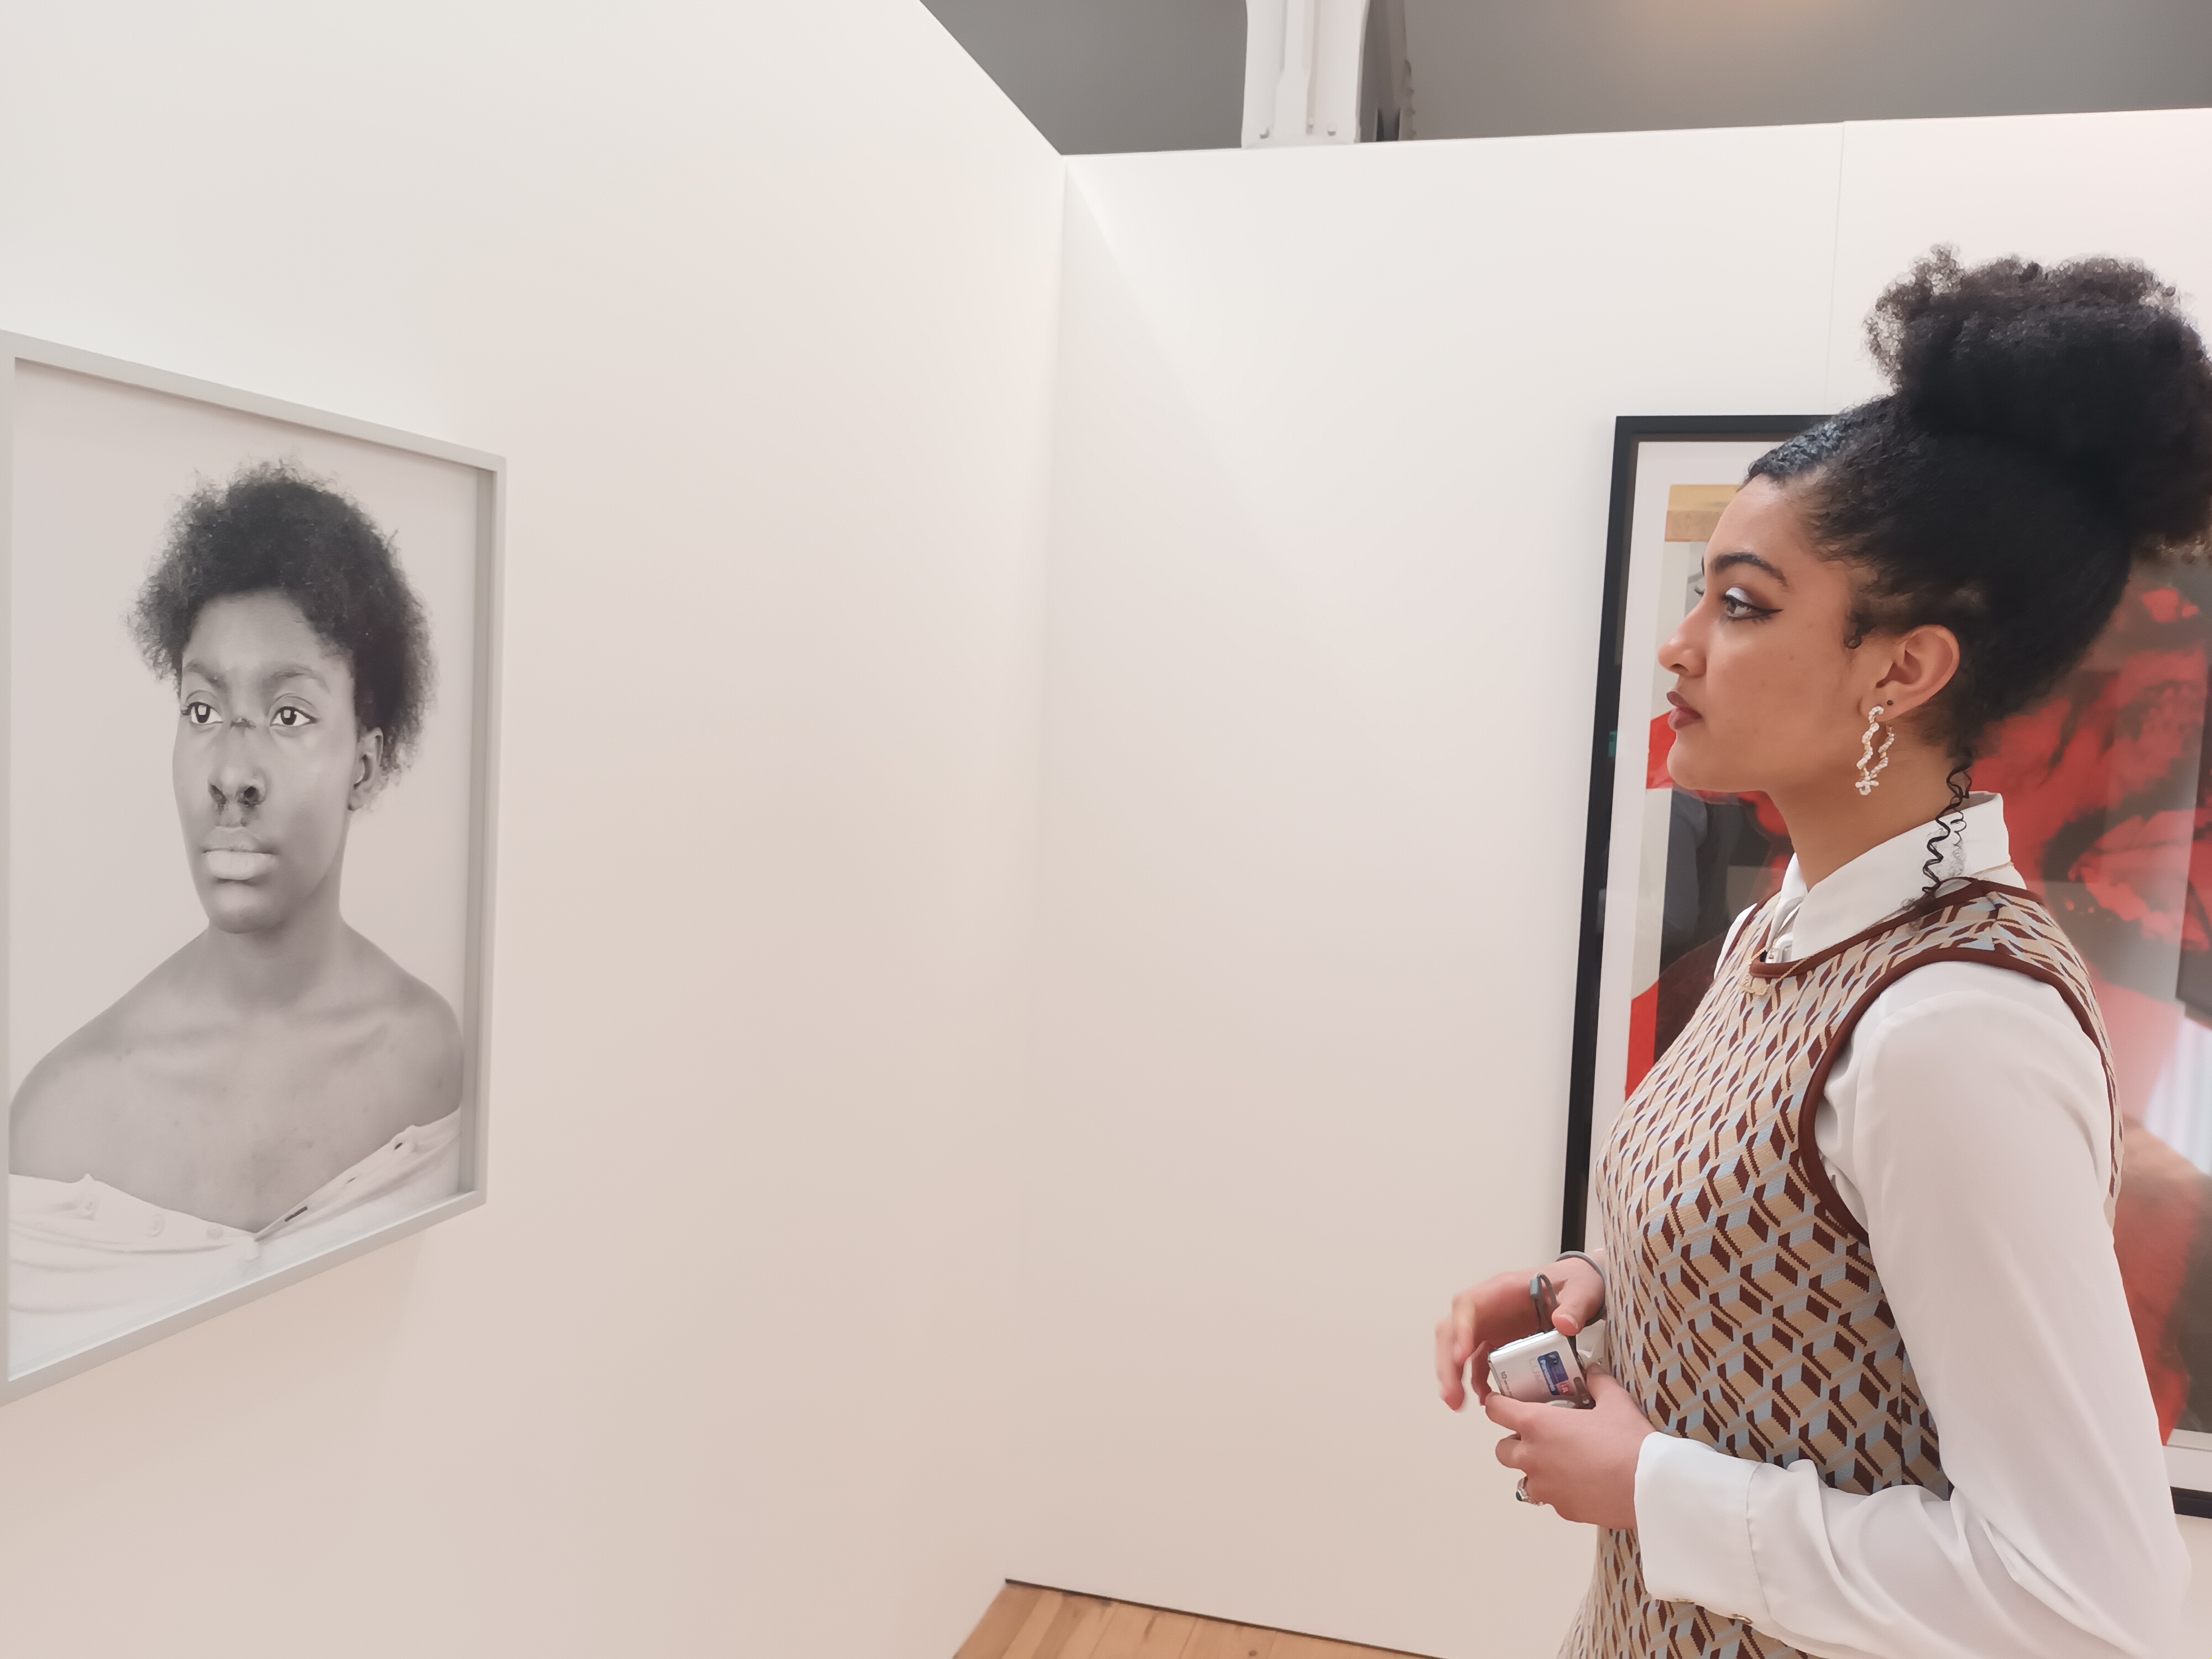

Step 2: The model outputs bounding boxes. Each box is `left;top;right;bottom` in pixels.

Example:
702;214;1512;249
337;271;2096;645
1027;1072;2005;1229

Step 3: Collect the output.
131;461;433;773
1749;249;2212;880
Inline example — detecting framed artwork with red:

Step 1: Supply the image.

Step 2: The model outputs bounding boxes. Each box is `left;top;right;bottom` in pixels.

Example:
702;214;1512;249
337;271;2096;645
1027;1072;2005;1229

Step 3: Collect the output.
1565;415;2212;1512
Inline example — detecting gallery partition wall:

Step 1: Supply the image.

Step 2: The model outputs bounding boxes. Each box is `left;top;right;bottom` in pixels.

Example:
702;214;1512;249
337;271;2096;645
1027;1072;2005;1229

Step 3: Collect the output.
1018;111;2212;1659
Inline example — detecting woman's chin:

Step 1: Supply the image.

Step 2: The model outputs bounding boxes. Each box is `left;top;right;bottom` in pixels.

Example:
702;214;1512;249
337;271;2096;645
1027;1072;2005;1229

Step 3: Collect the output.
199;889;291;935
1665;742;1714;793
1663;745;1743;798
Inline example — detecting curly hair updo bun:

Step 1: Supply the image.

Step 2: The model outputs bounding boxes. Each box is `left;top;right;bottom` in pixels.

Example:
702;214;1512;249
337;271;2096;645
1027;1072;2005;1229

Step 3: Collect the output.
1750;247;2212;766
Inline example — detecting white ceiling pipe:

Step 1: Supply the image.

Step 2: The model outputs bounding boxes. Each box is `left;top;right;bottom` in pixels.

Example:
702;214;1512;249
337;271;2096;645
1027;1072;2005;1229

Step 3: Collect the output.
1243;0;1373;147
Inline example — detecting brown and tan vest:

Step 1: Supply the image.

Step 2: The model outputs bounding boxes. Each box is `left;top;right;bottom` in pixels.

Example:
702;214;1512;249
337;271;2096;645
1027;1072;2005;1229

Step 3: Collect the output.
1561;880;2118;1659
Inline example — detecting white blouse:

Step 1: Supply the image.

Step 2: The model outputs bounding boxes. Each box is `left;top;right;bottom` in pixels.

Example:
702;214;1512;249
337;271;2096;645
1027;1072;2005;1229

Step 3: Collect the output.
1632;794;2189;1658
9;1110;462;1379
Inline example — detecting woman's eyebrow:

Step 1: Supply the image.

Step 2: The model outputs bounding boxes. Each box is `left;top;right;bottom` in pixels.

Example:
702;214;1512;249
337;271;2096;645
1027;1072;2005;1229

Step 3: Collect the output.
1709;549;1790;588
259;662;332;691
180;659;225;689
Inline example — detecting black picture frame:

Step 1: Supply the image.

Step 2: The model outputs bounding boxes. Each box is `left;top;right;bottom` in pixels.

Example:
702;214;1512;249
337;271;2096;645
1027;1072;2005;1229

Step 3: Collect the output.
1561;415;1820;1251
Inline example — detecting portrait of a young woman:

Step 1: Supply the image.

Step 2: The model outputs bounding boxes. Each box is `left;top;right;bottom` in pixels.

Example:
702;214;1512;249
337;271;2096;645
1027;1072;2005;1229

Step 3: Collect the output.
9;462;466;1374
1435;252;2212;1658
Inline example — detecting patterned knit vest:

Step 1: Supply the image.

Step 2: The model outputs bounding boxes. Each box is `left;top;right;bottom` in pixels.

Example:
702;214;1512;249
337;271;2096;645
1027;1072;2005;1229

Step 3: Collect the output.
1560;879;2118;1659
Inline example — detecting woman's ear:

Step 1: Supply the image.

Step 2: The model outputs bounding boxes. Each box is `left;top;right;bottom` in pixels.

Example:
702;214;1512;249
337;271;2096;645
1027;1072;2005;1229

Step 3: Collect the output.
348;729;387;812
1868;623;1962;721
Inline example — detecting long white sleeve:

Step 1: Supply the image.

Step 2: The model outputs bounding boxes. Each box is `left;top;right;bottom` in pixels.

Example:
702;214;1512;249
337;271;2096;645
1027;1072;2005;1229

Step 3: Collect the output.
1635;962;2189;1659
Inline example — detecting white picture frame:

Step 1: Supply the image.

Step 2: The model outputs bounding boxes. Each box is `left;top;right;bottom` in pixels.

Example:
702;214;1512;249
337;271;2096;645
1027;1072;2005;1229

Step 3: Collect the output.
0;334;502;1400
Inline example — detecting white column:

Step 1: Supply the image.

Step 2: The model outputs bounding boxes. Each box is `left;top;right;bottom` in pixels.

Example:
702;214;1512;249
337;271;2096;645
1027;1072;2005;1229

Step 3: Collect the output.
1241;0;1373;147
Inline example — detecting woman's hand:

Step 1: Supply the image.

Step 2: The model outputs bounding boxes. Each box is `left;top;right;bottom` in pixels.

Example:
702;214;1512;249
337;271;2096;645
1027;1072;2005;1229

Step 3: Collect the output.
1434;1258;1605;1410
1488;1372;1656;1530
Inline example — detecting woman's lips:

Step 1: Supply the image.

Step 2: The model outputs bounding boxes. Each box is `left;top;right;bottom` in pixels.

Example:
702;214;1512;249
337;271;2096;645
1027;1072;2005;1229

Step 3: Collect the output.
202;848;276;881
1666;692;1702;731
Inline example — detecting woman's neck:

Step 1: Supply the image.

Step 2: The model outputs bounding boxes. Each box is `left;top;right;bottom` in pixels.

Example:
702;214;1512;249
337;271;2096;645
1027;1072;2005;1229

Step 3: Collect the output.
190;882;352;1012
1770;757;1960;888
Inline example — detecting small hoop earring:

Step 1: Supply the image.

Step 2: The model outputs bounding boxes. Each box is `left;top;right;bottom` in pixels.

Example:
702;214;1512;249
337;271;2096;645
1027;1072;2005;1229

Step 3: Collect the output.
1855;706;1895;796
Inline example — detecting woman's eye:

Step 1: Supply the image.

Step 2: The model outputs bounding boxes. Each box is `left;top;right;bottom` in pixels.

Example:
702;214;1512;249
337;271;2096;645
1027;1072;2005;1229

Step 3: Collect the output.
271;706;315;729
1720;587;1775;621
183;699;218;726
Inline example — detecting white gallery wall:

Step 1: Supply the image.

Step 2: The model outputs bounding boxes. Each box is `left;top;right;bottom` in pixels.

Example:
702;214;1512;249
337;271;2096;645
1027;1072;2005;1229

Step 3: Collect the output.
1018;108;2212;1658
0;3;1062;1656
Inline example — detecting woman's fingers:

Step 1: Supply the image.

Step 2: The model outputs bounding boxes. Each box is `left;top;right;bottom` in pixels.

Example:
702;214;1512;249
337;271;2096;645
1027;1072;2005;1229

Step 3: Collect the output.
1480;1364;1649;1527
1441;1267;1584;1410
1451;1288;1481;1360
1583;1370;1651;1424
1550;1258;1605;1337
1436;1286;1489;1408
1483;1387;1542;1437
1435;1317;1468;1408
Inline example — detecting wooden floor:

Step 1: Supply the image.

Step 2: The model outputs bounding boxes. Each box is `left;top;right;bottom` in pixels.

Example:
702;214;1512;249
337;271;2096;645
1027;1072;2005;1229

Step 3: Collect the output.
954;1583;1423;1659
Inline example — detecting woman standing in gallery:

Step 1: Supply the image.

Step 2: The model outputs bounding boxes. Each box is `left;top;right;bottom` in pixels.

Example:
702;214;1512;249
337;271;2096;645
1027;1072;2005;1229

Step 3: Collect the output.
1434;252;2212;1658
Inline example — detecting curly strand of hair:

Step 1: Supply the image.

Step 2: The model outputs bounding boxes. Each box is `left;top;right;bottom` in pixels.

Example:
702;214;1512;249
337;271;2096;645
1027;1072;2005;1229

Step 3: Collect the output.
1919;761;1974;896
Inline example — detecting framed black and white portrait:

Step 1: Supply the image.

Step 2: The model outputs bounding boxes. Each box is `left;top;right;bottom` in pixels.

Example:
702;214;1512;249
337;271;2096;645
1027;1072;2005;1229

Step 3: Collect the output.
2;336;500;1398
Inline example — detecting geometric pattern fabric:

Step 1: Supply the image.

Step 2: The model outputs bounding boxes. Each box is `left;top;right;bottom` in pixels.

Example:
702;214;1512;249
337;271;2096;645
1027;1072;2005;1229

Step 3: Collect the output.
1559;879;2117;1659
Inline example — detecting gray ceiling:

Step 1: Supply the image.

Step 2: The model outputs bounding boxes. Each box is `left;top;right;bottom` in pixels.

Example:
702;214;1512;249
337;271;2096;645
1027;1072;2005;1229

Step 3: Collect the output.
918;0;2212;155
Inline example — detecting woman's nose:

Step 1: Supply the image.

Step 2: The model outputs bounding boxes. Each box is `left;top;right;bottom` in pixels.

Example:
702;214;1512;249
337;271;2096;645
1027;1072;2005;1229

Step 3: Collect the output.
209;775;264;814
1658;613;1704;677
209;731;267;813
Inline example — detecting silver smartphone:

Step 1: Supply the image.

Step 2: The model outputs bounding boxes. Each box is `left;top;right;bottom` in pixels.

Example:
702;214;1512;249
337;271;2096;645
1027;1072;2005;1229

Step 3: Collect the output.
1486;1273;1595;1408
